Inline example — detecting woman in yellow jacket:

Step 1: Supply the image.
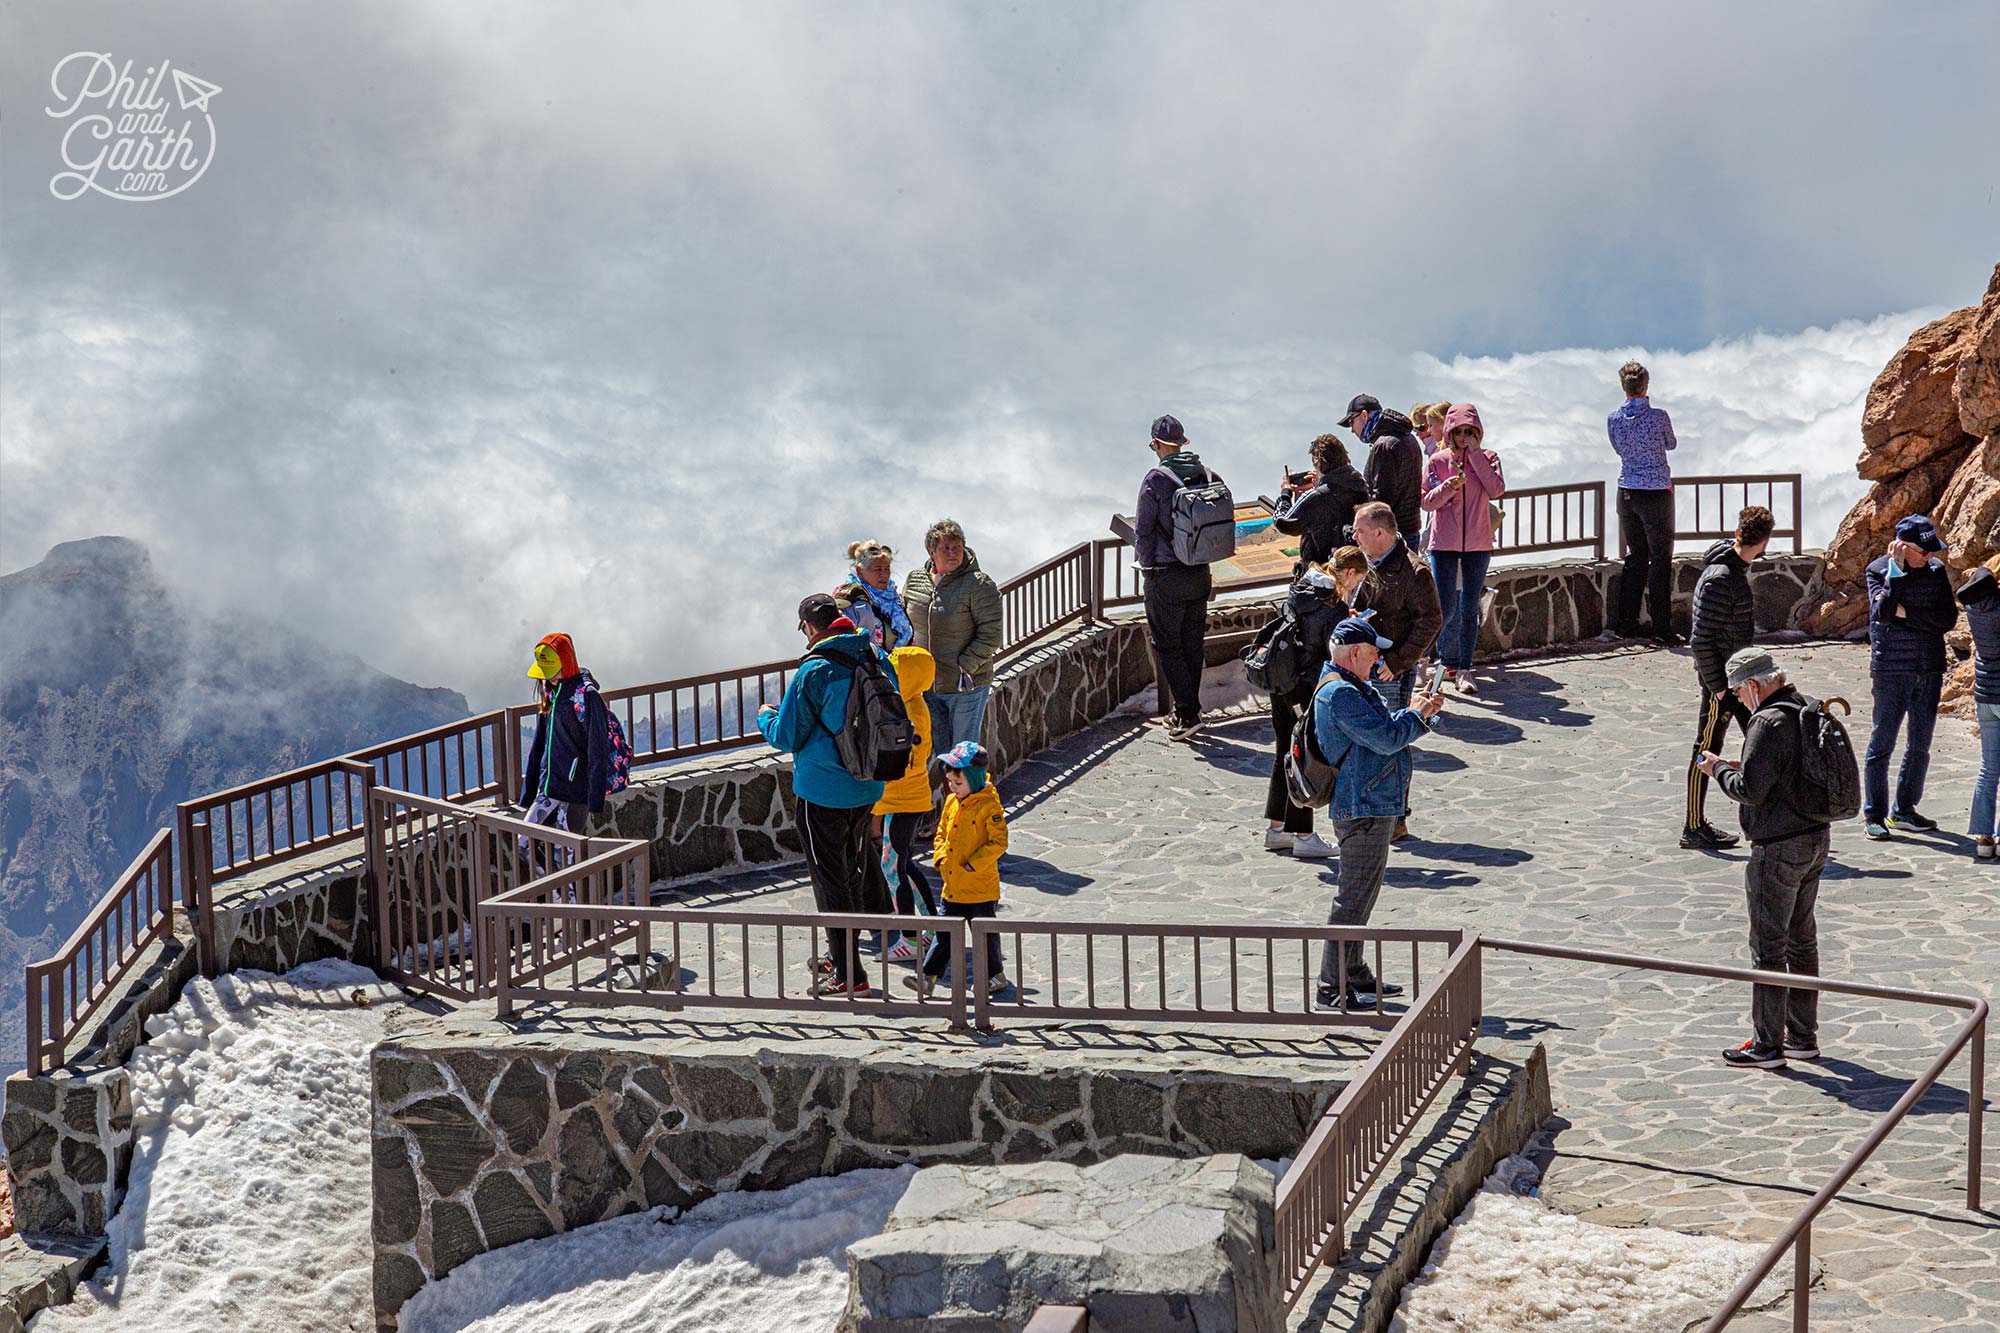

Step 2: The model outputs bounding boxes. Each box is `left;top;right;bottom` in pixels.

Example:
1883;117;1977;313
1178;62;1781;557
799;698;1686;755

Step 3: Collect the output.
905;741;1011;998
875;646;940;961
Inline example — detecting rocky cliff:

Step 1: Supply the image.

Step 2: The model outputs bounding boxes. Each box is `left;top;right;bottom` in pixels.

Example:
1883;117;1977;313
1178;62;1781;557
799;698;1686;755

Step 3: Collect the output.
1804;262;2000;710
0;537;470;1068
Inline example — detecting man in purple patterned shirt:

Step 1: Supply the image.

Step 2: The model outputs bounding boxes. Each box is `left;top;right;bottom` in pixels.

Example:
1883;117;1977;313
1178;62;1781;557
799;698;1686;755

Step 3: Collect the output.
1608;361;1680;643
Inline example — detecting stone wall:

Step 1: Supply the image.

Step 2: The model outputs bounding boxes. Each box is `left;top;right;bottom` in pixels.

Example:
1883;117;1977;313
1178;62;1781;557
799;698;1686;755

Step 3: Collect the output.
1475;551;1823;655
369;1026;1344;1328
0;1066;130;1236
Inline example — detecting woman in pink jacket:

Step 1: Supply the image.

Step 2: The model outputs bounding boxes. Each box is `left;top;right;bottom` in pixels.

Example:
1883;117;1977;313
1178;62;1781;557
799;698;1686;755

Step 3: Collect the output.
1421;403;1505;693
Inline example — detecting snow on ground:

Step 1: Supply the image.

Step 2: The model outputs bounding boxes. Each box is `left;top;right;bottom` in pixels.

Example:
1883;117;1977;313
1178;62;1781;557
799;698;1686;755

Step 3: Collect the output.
33;960;407;1333
398;1166;915;1333
1390;1155;1790;1332
1117;658;1259;719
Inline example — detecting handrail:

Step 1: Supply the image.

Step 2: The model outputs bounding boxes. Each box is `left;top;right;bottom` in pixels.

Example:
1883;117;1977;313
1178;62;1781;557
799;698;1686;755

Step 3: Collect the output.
1668;473;1805;555
1479;936;1986;1331
996;541;1094;657
1492;480;1607;560
23;829;176;1074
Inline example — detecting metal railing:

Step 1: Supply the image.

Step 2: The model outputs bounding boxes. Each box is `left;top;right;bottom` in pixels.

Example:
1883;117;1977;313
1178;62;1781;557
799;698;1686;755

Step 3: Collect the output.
968;921;1463;1033
1090;535;1295;612
1477;937;1986;1333
23;830;176;1075
998;542;1096;657
1666;473;1805;555
1274;936;1483;1308
367;784;609;999
582;659;800;771
1492;480;1607;560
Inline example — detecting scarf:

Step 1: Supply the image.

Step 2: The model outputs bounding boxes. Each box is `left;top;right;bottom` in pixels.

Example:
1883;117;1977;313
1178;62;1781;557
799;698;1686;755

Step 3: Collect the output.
850;571;914;646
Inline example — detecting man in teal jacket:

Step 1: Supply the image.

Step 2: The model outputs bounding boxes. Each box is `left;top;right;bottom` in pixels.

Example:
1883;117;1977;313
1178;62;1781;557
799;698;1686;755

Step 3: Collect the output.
758;593;893;995
1312;616;1445;1008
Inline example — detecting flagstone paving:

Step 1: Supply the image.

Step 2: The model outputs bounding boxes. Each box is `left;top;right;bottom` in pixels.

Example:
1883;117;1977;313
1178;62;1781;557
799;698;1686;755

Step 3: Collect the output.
649;638;1994;1330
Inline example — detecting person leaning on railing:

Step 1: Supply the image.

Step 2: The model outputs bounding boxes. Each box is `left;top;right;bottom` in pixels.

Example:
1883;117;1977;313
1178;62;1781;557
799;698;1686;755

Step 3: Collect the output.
903;518;1003;754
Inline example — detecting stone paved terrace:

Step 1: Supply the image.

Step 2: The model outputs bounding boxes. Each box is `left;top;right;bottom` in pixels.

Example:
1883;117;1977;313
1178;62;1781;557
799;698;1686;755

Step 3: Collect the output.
475;639;1995;1330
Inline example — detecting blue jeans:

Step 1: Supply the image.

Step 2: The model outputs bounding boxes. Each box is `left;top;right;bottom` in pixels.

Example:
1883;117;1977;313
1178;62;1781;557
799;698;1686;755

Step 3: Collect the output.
1863;670;1942;822
1973;700;2000;838
1427;550;1492;671
926;685;992;755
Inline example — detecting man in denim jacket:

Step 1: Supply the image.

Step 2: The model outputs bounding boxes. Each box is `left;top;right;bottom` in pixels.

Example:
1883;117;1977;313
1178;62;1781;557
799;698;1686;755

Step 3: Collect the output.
1311;617;1446;1008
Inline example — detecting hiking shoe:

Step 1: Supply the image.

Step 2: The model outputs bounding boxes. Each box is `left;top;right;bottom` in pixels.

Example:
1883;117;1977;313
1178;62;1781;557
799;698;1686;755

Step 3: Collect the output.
1887;809;1937;832
1680;822;1741;851
1166;717;1205;741
1264;827;1295;853
1783;1040;1821;1060
886;936;920;963
901;973;937;999
1864;820;1891;841
1391;819;1411;842
1722;1040;1785;1069
1291;832;1336;859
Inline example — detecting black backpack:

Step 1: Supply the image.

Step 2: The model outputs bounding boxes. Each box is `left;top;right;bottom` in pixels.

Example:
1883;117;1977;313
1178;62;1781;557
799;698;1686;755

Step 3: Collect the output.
1783;694;1861;823
1283;699;1343;809
1241;611;1308;697
810;639;916;782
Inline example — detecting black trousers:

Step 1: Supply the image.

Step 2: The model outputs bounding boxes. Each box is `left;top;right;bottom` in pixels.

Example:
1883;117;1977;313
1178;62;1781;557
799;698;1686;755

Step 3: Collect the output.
1686;684;1753;831
797;798;874;981
1144;563;1212;724
1746;827;1829;1052
1616;487;1676;635
1265;690;1314;833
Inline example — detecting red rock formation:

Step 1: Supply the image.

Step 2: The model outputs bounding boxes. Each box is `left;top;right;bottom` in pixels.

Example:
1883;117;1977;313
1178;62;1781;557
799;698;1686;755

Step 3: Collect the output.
1804;263;2000;674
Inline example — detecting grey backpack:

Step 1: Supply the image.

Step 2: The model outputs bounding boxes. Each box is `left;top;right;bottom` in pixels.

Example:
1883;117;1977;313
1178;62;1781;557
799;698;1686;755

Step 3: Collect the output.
1157;463;1236;565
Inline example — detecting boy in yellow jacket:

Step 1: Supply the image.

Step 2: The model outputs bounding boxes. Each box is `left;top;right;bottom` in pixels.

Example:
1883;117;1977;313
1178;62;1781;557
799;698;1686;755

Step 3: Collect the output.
904;741;1010;998
874;645;940;962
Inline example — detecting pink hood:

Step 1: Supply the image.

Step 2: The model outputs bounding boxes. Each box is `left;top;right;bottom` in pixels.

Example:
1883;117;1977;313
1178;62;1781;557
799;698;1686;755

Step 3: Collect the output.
1442;402;1484;444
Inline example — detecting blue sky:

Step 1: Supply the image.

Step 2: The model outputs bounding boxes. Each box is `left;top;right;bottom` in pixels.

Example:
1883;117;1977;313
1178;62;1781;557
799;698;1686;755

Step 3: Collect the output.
2;2;1996;705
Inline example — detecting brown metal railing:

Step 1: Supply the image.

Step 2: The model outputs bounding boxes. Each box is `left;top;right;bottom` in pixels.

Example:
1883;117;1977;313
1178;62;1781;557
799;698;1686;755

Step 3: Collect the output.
349;709;511;805
366;785;608;999
1492;480;1607;560
23;830;176;1075
969;921;1462;1033
1478;937;1986;1332
586;659;801;772
1090;535;1294;612
481;898;967;1022
1274;936;1482;1307
998;542;1095;656
1667;473;1805;555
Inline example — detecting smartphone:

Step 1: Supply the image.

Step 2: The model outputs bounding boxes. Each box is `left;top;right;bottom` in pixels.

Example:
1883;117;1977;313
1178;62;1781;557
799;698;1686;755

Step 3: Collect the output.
1286;469;1311;487
1428;663;1447;696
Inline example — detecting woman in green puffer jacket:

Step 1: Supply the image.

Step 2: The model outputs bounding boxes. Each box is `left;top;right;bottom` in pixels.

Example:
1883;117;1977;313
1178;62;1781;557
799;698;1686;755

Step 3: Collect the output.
903;518;1004;752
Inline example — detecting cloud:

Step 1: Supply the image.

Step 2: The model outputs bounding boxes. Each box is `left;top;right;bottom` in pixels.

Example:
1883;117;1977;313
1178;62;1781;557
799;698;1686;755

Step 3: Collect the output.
1;3;1992;706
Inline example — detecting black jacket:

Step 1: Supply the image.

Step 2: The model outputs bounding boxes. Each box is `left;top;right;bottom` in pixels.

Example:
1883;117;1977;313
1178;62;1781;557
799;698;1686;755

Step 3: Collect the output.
1135;452;1223;569
1715;684;1825;845
1689;540;1757;694
1349;539;1442;677
1959;568;2000;705
1274;464;1368;569
1865;555;1958;675
1361;409;1425;541
1279;579;1349;696
524;672;611;813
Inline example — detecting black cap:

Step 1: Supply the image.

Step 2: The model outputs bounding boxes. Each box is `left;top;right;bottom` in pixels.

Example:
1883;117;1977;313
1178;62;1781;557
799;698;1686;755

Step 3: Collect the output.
1894;514;1944;553
1150;414;1186;445
797;592;842;634
1344;394;1381;420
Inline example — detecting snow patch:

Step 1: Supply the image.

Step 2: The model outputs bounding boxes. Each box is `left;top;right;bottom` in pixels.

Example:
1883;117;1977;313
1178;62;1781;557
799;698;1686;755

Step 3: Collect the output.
1117;658;1261;719
398;1166;915;1333
33;960;406;1333
1391;1154;1791;1332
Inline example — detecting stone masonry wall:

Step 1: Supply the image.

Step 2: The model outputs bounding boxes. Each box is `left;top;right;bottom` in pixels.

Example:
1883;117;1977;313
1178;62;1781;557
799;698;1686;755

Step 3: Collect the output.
370;1030;1343;1328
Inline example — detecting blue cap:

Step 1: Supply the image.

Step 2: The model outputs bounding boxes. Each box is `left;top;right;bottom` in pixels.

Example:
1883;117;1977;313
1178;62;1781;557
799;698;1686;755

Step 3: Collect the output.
1150;414;1186;445
1894;514;1944;553
1331;616;1394;650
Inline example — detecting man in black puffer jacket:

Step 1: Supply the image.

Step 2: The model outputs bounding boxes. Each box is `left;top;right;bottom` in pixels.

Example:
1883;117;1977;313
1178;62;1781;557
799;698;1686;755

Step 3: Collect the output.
1861;514;1959;838
1344;394;1424;541
1682;506;1773;849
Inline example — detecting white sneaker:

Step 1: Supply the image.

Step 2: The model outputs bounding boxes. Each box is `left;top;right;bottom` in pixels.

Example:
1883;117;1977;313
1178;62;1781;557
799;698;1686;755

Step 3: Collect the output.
1291;832;1336;859
1454;672;1480;696
886;936;919;962
1263;827;1294;852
